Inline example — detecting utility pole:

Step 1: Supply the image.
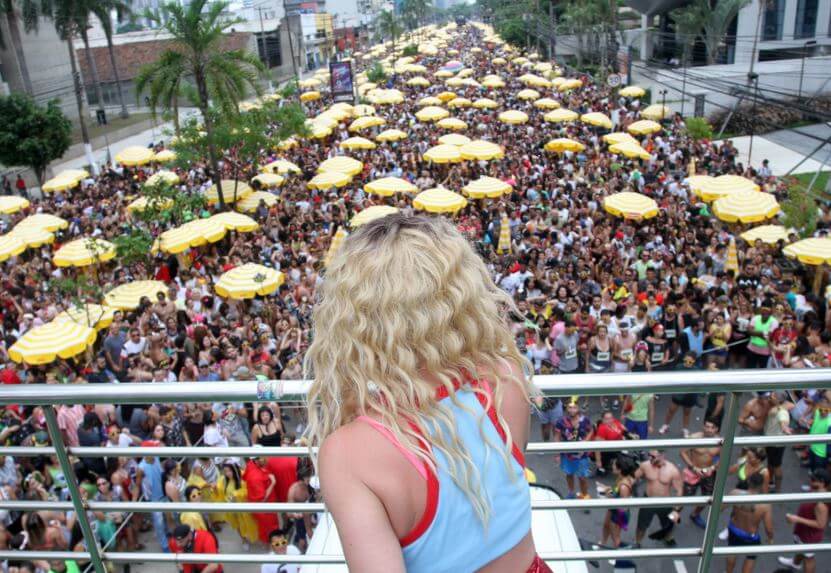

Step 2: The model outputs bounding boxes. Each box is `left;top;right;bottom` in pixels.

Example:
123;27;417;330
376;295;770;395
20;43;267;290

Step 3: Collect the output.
283;0;299;79
258;7;275;92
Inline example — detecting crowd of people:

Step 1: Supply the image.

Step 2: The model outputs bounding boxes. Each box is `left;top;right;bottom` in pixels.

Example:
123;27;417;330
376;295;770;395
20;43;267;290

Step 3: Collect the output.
1;20;830;573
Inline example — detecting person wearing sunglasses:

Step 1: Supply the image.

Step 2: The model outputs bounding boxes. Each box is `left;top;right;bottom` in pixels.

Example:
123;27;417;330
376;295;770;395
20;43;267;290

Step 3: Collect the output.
261;529;302;573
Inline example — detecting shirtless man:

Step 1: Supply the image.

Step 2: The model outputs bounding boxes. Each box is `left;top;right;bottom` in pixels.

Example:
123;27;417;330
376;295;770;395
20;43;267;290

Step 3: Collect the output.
680;418;722;529
725;473;773;573
634;450;684;547
612;319;638;373
152;292;176;323
738;392;772;435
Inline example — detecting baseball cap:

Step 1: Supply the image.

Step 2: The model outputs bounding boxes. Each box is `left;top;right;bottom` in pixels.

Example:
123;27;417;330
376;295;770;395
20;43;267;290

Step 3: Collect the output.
173;524;191;540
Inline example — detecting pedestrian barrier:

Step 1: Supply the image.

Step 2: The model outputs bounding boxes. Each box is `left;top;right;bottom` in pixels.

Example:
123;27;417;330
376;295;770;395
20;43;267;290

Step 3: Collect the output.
2;368;831;572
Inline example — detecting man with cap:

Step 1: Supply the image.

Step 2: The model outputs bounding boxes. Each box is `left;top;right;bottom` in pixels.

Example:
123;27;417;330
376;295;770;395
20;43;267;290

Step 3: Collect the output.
169;524;222;573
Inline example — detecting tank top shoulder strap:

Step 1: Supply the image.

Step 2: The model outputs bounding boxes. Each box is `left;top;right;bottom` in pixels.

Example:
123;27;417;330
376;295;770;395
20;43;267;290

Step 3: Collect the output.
355;416;428;480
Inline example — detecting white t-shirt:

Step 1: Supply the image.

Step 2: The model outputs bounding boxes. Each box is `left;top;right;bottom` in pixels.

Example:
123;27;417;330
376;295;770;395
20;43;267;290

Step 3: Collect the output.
123;337;147;356
260;546;301;573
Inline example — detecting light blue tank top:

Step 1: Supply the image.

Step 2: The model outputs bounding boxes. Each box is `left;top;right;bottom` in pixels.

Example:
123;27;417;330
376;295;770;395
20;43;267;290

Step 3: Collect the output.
364;380;532;573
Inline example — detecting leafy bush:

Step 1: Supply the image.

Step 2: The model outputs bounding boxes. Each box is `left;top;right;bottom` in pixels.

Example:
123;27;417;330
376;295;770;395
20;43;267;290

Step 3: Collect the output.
402;44;419;57
684;117;713;141
366;62;388;84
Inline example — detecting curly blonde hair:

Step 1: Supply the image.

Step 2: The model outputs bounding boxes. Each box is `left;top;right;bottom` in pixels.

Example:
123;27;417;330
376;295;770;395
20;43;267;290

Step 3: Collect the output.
304;213;534;525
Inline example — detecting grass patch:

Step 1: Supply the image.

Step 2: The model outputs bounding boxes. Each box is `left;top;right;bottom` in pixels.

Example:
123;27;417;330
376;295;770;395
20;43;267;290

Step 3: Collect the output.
71;112;154;145
794;171;830;195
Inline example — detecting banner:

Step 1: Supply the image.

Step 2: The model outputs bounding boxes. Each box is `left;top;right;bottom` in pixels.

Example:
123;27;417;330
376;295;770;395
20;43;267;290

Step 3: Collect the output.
330;60;354;104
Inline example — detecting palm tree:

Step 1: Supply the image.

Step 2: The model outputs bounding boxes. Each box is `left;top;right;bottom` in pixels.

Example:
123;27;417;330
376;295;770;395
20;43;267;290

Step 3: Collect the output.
671;0;708;114
701;0;751;65
92;0;130;119
0;0;44;95
73;0;107;119
141;0;265;209
135;50;187;135
376;10;402;55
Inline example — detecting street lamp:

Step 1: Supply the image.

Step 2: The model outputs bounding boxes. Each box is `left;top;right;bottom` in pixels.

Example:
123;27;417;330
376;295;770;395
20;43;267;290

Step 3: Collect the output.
798;40;817;99
747;72;759;166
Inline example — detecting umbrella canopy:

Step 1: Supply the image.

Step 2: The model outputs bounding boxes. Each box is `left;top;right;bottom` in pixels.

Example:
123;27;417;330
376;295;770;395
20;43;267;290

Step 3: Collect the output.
115;146;155;166
376;129;408;142
641;104;670;120
307;171;353;190
559;79;583;91
447;97;472;108
0;196;29;214
603;132;638;145
10;226;54;248
544;108;578;123
627;119;662;135
364;177;418;197
533;98;560;110
712;190;780;223
351;205;399;227
459;140;504;161
251;173;285;188
105;280;169;310
437;91;457;102
352;104;376;116
416;106;450;122
481;77;506;89
418;96;443;106
299;78;322;88
261;159;301;174
619;86;646;98
299;91;321;102
544;138;585;153
153;149;177;162
237;191;279;212
498;110;529;124
604;192;659;220
517;88;540;101
154;218;228;253
55;168;89;181
413;187;468;213
145;170;180;187
497;213;511;254
214;263;285;299
609;142;652;160
784;238;831;265
205;180;253;204
8;321;97;365
340;136;377;151
437;117;468;131
276;137;298;151
324;227;348;267
127;196;174;213
581;112;613;129
741;225;793;245
55;304;117;330
210;212;260;232
473;98;499;109
53;238;116;267
41;176;79;193
15;213;68;232
406;76;431;87
462;176;512;199
349;116;386;131
423;144;463;163
438;134;472;147
0;234;25;262
318;156;364;176
693;175;760;202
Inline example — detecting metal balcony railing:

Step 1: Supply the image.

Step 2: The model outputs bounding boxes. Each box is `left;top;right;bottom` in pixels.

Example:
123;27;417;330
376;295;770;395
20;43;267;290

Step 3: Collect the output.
2;368;831;572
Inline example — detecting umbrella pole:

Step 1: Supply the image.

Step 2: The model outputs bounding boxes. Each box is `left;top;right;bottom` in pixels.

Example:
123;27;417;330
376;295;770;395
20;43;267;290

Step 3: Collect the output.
812;264;826;296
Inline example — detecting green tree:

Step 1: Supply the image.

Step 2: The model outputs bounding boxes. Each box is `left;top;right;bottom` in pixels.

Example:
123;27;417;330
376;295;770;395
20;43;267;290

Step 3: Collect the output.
135;50;193;136
684;117;713;141
93;0;131;119
141;0;266;209
702;0;751;65
781;181;818;239
670;0;707;65
366;61;388;84
376;10;402;55
0;94;71;185
1;0;46;95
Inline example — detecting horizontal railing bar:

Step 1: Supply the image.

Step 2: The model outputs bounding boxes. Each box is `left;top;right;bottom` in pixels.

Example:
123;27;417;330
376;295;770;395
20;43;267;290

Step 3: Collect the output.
5;492;830;513
2;368;831;405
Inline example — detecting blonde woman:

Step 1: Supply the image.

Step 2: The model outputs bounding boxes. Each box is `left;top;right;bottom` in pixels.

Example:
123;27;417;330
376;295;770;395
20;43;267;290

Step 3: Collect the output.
306;214;549;573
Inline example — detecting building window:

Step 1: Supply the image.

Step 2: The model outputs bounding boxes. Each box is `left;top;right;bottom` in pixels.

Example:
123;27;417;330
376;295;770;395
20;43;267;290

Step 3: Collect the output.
794;0;818;39
256;33;282;68
762;0;785;41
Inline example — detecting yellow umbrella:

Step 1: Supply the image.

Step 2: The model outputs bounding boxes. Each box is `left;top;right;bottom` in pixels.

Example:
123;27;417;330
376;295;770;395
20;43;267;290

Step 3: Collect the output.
544;108;578;123
482;77;506;89
104;280;169;310
497;213;511;254
447;97;472;109
376;129;408;142
351;205;399;227
413;187;468;213
533;98;560;110
437;91;457;102
407;76;431;87
0;196;29;214
15;213;68;232
261;159;301;174
318;156;364;176
300;91;321;102
416;106;450;122
324;227;348;266
352;104;376;117
559;78;583;91
214;263;284;299
41;176;79;193
127;196;173;213
725;238;739;274
492;57;507;65
340;136;377;151
641;104;670;121
307;123;333;140
517;89;540;101
459;140;504;161
741;225;792;245
609;142;652;160
462;176;512;199
251;173;284;189
8;321;97;365
205;180;253;204
544;138;585;153
115;146;155;166
424;144;463;163
299;78;322;88
10;227;54;248
604;192;659;220
55;168;88;181
0;234;25;262
53;238;116;267
498;110;529;124
153;149;177;162
145;170;180;187
712;190;780;223
349;116;386;131
438;134;472;147
473;98;499;109
619;86;646;98
627;119;662;135
784;238;831;265
603;132;638;145
55;304;116;330
210;212;260;232
693;175;760;202
581;112;613;129
437;117;468;131
153;218;227;253
238;191;278;213
308;171;353;190
364;177;418;196
276;138;298;151
418;96;443;106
